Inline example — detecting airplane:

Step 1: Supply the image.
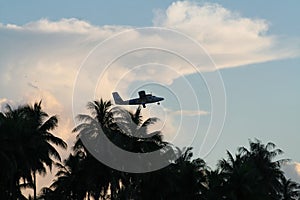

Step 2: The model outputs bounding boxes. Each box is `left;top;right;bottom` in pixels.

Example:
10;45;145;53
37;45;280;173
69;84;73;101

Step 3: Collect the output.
112;90;164;108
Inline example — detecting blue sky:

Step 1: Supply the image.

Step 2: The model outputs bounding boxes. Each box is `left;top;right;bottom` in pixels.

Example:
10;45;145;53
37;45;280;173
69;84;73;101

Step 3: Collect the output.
1;0;300;182
1;0;299;35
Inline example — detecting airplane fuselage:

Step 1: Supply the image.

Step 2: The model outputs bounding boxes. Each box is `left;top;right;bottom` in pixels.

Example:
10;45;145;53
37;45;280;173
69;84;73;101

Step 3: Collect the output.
112;91;164;108
128;95;164;105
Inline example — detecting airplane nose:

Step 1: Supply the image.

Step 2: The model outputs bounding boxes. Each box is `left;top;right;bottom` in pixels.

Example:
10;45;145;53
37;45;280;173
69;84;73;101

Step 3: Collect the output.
160;97;164;101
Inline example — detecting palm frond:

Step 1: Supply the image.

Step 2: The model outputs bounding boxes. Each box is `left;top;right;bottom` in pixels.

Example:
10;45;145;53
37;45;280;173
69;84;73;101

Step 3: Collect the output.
39;115;58;132
141;117;160;127
44;132;67;149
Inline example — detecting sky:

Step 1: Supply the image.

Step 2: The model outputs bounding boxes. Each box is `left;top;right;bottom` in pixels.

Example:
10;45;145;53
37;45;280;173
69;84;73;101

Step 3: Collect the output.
1;0;300;186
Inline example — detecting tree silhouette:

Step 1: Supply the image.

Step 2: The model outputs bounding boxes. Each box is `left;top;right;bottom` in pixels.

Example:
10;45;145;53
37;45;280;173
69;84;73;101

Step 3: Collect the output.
217;151;258;199
214;139;290;200
22;102;67;200
71;99;117;199
280;176;300;200
238;139;288;199
0;102;66;200
48;100;300;200
1;99;299;200
49;152;95;200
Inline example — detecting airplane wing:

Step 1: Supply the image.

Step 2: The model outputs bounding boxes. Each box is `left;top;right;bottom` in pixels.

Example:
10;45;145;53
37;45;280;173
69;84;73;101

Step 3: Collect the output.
138;90;146;98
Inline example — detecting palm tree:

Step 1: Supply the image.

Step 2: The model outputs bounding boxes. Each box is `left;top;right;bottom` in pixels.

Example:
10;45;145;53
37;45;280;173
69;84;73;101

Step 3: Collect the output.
110;105;177;199
238;139;287;199
217;151;258;199
169;147;208;199
112;106;159;137
0;101;67;200
72;99;176;199
73;99;116;155
125;147;207;200
205;169;226;199
21;101;67;200
0;104;35;199
215;139;287;199
0;110;17;198
37;187;58;200
72;99;122;199
280;176;300;200
49;152;92;200
111;105;165;153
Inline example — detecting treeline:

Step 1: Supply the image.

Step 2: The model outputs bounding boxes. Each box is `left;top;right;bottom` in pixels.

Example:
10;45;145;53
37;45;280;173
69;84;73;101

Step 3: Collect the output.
0;100;299;200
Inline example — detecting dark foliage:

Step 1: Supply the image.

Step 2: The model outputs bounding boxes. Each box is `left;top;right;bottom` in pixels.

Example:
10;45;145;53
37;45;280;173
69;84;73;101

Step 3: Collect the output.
1;99;299;200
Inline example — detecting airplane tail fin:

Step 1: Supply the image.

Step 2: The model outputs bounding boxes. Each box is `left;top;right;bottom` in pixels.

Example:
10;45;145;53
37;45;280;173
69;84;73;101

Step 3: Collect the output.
112;92;125;104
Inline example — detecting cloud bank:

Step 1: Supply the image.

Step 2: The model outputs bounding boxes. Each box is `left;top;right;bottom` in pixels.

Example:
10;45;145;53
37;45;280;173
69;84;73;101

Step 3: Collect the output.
0;1;298;145
153;1;298;67
282;162;300;183
1;1;299;191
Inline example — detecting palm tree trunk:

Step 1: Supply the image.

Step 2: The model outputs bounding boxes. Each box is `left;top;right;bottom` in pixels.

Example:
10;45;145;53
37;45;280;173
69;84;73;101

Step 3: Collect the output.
33;172;37;200
12;179;18;200
87;191;90;200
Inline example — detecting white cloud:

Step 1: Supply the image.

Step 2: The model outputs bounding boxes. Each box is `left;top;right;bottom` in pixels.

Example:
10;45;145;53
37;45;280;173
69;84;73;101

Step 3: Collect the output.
0;98;9;106
0;98;14;111
153;1;299;68
0;1;298;148
172;109;210;116
1;18;129;36
0;1;298;173
0;2;297;101
1;2;299;192
282;162;300;183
